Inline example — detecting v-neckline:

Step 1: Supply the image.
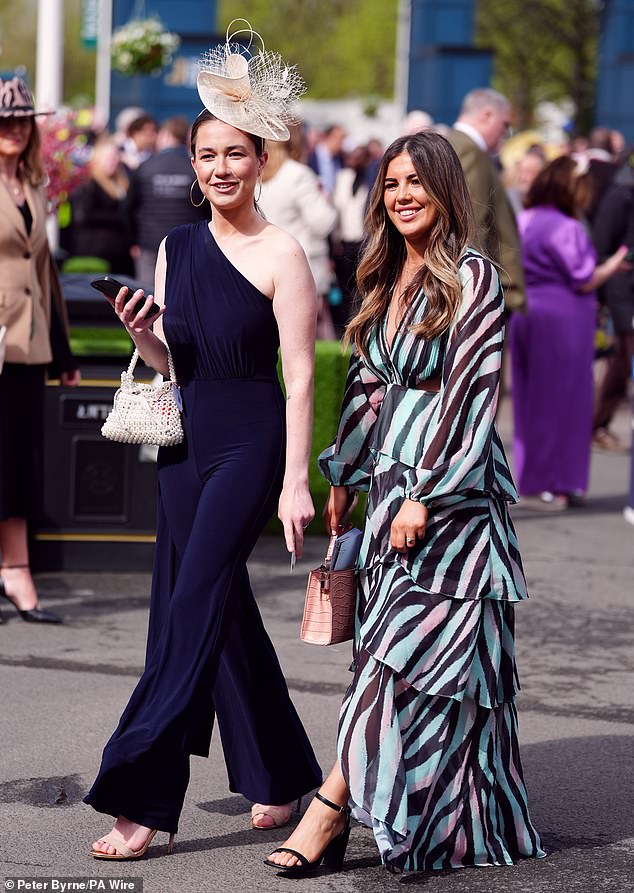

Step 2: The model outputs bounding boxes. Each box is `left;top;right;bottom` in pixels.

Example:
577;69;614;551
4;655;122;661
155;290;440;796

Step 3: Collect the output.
383;291;417;354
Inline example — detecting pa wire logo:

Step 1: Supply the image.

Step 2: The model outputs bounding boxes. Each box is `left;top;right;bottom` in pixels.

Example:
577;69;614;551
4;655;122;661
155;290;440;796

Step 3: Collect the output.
3;880;143;892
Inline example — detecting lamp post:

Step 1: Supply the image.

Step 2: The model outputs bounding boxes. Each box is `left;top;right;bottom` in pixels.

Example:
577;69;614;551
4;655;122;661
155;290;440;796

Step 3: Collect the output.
395;0;412;120
35;0;63;112
35;0;63;249
96;0;113;127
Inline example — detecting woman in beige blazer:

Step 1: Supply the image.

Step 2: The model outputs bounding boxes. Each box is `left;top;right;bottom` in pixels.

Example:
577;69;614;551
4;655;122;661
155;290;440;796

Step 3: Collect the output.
0;76;79;624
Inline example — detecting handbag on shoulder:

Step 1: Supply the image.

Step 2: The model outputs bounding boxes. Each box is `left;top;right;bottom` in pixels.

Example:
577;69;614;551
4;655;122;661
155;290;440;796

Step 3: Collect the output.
300;530;362;646
101;346;184;447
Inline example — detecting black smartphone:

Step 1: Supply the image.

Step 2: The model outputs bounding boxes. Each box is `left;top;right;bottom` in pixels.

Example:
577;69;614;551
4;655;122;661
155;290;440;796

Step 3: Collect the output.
625;248;634;263
90;276;160;319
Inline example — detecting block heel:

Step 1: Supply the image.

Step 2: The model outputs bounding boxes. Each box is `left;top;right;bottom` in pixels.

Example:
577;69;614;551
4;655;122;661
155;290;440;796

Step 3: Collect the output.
264;791;351;876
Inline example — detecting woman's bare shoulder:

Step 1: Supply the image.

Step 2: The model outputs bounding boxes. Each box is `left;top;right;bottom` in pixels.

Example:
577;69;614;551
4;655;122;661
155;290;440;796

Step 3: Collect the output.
259;220;305;257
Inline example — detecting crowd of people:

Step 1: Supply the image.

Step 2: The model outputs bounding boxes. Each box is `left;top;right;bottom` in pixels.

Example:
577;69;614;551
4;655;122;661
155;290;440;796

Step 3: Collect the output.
56;92;634;484
0;30;632;880
15;84;634;494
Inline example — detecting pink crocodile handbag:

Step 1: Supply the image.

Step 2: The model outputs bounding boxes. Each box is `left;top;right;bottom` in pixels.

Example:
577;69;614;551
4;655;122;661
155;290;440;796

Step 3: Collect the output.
300;535;356;646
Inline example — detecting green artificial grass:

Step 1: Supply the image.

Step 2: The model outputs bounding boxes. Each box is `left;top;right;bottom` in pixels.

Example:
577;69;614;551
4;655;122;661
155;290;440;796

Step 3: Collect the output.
69;327;133;357
62;256;110;274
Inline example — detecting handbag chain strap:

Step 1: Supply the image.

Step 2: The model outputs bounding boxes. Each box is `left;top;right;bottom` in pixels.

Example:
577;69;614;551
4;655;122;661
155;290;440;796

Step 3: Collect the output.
126;345;178;385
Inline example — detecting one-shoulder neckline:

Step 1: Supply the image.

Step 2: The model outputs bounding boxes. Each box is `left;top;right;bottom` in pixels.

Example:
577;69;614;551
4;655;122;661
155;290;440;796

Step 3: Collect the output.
202;222;273;304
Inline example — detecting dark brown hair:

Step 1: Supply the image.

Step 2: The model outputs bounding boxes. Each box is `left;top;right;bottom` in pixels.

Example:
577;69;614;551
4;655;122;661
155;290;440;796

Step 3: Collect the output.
160;115;190;146
127;113;158;137
524;155;592;217
190;109;265;158
346;130;474;355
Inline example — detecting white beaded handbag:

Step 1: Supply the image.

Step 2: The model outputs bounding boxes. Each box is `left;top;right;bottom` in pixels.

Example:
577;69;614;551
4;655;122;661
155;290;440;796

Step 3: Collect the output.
101;347;184;447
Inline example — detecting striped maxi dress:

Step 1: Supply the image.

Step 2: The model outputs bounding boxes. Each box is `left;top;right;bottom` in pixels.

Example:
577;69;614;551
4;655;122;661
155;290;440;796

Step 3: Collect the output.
319;249;544;873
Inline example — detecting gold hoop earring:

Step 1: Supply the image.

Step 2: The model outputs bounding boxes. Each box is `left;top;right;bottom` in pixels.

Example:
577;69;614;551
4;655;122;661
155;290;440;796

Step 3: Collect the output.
254;176;262;204
190;180;206;208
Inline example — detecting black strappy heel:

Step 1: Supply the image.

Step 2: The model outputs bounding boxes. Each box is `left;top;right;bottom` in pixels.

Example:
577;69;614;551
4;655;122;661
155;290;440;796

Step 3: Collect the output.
263;791;351;876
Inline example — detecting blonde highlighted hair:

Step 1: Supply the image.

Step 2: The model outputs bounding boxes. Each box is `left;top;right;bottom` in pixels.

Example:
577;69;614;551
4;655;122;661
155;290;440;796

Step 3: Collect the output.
88;134;129;199
345;131;475;356
17;118;45;187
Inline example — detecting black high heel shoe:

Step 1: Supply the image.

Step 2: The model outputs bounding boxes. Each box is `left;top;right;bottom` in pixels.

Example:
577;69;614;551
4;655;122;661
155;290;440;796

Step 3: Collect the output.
0;567;62;624
264;792;351;876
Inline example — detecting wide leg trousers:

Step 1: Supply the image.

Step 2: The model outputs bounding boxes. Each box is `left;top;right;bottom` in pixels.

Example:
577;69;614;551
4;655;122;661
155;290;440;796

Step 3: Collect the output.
84;380;322;832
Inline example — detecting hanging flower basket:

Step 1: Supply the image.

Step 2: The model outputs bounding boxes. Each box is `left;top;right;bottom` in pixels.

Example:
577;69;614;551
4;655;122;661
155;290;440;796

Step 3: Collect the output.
111;17;180;77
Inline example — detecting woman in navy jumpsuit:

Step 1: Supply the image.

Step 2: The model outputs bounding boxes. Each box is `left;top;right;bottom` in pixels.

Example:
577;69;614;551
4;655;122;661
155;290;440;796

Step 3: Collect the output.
86;109;321;858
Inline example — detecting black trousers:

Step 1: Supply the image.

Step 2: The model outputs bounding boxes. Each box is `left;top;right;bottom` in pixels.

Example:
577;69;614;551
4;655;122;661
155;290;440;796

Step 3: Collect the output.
593;331;634;431
0;363;46;520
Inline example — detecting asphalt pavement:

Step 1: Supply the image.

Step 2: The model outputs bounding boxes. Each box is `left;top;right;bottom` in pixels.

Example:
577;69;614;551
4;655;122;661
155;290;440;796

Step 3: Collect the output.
1;397;633;893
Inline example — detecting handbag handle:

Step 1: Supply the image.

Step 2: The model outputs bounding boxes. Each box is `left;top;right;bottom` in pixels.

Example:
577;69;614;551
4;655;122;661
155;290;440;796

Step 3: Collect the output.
323;493;358;568
127;345;178;385
323;534;338;569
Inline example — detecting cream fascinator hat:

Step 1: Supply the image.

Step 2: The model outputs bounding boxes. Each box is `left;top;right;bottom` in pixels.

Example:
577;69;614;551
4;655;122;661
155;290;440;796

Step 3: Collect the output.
197;20;305;142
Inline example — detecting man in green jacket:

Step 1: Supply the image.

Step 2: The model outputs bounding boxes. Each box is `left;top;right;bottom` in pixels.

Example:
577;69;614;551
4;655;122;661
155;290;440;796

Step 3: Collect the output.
447;88;526;313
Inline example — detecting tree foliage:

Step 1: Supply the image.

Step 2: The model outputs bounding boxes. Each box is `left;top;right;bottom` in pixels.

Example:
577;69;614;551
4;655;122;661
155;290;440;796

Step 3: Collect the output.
476;0;600;134
0;0;96;105
218;0;398;99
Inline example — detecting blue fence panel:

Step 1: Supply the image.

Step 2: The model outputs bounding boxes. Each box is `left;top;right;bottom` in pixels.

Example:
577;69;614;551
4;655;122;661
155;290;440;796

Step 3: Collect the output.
596;0;634;142
407;1;492;125
410;0;476;47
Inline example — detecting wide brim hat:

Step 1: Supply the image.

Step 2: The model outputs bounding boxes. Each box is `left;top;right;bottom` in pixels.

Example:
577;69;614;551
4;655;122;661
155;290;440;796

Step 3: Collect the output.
197;20;305;142
0;76;54;118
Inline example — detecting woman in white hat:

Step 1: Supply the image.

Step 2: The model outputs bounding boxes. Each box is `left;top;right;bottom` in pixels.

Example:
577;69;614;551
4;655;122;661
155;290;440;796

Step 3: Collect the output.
86;24;322;859
0;76;80;625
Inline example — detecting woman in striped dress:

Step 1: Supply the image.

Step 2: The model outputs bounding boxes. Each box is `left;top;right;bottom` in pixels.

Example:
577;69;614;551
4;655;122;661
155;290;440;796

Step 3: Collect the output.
265;131;544;875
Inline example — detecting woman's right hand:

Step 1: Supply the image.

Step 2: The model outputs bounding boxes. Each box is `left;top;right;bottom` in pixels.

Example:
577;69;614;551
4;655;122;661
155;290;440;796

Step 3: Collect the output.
323;485;356;536
113;286;164;334
581;245;633;293
609;244;633;274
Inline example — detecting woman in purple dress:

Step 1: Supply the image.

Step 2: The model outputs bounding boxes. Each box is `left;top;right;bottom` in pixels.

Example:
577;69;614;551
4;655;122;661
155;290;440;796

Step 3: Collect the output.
510;156;630;510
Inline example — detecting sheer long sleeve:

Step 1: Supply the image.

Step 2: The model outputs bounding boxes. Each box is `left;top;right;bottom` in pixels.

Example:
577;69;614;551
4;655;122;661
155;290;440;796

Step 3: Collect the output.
403;254;504;503
318;349;386;491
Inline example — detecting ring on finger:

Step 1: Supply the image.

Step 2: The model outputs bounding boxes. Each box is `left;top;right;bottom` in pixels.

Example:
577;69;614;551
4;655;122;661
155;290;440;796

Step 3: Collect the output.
406;537;415;546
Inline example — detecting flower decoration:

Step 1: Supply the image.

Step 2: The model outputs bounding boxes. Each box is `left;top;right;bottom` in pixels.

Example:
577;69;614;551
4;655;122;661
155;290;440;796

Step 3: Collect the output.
111;17;181;77
38;110;90;211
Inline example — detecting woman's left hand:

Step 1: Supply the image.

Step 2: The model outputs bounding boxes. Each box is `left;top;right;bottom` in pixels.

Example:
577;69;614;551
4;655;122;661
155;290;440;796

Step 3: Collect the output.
390;498;428;553
278;482;315;560
115;287;164;334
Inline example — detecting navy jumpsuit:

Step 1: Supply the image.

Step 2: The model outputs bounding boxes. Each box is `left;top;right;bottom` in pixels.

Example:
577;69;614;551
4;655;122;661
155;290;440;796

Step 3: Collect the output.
84;221;322;832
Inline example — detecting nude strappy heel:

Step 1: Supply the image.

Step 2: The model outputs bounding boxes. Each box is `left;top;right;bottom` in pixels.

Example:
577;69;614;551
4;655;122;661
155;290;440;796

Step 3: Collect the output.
90;829;175;860
251;797;302;830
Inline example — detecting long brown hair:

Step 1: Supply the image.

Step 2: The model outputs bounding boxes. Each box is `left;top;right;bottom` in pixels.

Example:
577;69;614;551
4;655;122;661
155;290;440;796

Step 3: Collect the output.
345;131;474;355
524;155;592;217
17;118;45;187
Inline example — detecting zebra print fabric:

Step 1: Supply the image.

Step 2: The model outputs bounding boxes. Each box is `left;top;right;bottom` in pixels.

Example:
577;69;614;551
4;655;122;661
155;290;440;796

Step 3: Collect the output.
319;250;544;872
